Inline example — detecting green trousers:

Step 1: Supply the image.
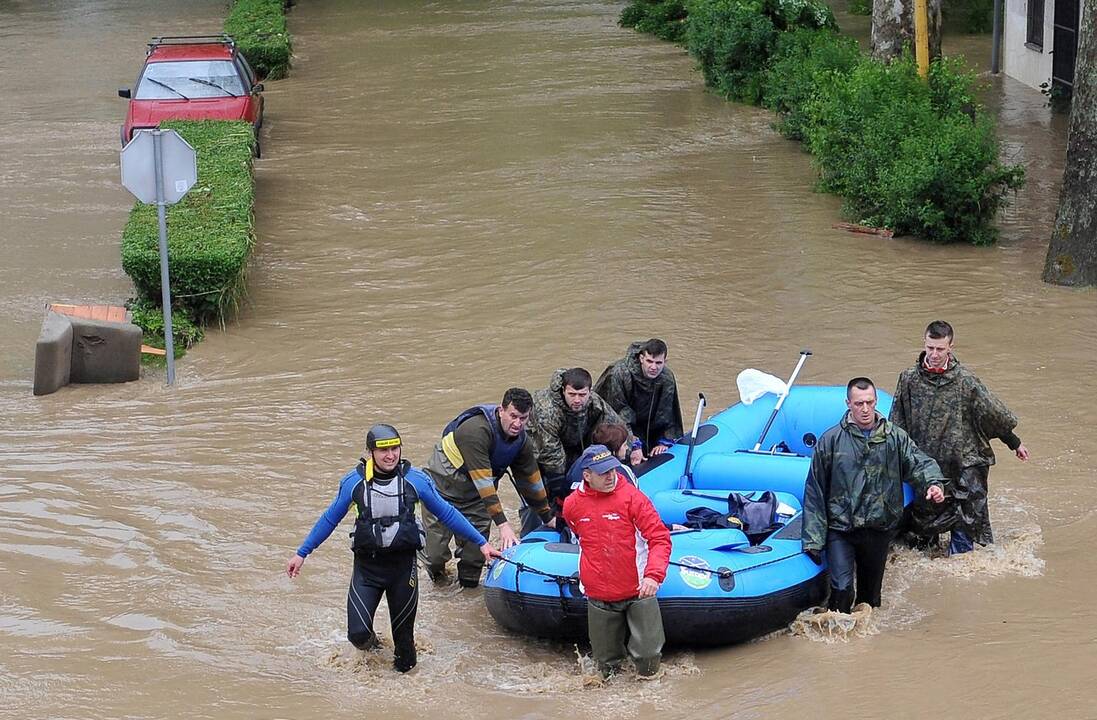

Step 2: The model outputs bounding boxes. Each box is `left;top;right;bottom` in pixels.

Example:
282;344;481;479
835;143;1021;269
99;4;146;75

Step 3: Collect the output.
587;596;665;677
422;493;492;587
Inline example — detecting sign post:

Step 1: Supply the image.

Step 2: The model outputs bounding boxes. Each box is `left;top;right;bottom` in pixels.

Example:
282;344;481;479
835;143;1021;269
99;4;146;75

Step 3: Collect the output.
120;129;197;386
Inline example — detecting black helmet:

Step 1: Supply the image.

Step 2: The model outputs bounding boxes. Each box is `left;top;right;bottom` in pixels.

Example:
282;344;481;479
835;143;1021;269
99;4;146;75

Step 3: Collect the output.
366;423;402;450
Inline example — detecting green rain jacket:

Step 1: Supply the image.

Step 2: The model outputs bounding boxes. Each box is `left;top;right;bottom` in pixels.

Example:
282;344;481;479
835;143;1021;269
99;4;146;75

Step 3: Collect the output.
890;353;1021;482
802;412;944;552
593;341;684;452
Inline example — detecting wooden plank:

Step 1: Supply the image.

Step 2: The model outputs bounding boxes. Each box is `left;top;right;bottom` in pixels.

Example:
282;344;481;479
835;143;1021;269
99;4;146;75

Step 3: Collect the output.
141;345;167;356
48;303;129;323
832;222;895;239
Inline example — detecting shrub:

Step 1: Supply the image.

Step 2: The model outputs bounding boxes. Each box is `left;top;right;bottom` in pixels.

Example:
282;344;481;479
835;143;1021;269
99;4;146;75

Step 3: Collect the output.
686;0;778;103
127;298;204;359
120;120;256;324
225;0;292;80
620;0;690;42
847;0;871;15
686;0;836;104
801;56;1024;243
943;0;994;33
762;28;861;140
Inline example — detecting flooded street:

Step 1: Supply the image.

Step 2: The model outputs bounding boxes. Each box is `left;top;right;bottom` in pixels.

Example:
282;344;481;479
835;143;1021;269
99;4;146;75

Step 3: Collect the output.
2;0;1095;718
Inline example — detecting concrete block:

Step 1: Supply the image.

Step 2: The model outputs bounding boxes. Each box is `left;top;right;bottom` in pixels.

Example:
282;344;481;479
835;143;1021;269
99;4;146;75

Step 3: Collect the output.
69;317;141;384
33;311;73;396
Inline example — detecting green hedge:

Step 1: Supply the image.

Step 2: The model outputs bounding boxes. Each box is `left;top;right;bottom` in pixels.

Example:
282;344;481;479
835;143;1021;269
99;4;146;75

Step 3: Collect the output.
127;298;204;361
620;0;690;42
225;0;293;80
625;0;1023;244
121;120;256;324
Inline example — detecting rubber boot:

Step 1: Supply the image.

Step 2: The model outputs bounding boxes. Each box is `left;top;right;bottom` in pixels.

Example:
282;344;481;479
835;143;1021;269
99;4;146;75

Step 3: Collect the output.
634;655;661;678
828;587;855;614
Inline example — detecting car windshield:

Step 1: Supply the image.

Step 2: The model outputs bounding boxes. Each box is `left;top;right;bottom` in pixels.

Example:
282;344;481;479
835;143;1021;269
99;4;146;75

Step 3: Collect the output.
135;60;245;99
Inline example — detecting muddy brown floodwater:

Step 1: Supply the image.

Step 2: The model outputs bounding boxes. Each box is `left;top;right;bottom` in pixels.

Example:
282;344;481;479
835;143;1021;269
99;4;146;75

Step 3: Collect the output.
1;0;1095;718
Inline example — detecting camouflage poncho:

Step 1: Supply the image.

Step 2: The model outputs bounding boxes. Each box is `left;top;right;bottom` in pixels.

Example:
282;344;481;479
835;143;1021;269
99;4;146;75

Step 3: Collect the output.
529;368;633;478
802;412;944;552
889;353;1020;481
593;342;684;452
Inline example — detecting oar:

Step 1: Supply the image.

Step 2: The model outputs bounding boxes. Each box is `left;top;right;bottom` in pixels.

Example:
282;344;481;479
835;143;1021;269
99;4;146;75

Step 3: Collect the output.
752;350;812;451
678;392;707;490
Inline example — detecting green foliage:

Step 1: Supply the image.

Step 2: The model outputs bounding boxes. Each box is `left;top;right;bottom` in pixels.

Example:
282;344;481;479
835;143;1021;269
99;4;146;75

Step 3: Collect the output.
127;298;204;360
652;0;1023;244
763;28;861;139
942;0;994;33
686;0;778;103
120;120;256;324
847;0;872;15
225;0;292;79
620;0;690;42
800;56;1025;243
686;0;837;103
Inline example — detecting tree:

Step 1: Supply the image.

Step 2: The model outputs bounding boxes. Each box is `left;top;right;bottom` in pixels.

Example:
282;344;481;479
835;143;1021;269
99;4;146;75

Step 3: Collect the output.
1044;0;1097;286
871;0;942;61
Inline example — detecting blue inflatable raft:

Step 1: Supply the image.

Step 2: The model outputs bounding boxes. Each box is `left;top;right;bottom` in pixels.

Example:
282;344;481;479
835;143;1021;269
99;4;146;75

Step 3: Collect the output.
484;384;912;646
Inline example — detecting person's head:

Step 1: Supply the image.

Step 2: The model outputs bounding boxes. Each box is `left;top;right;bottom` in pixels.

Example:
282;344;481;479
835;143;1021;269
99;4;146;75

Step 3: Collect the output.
365;423;402;472
577;444;621;492
499;387;533;439
638;338;668;380
845;378;878;430
560;368;593;412
592;422;630;460
923;320;955;370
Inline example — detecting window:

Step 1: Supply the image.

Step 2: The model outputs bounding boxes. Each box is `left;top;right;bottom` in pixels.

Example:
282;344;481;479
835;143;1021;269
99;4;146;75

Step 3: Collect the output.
1026;0;1045;49
136;60;246;100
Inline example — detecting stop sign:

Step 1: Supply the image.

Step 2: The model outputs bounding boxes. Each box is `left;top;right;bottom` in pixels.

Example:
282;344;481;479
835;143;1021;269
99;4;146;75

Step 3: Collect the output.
120;129;197;205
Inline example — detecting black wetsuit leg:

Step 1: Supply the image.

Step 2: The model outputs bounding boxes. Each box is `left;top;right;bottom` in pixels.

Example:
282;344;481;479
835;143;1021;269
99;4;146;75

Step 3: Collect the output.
852;528;893;608
382;551;420;672
347;557;384;650
348;552;420;671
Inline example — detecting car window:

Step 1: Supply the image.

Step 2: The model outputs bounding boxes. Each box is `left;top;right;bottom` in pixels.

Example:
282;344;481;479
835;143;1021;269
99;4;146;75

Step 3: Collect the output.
135;60;246;99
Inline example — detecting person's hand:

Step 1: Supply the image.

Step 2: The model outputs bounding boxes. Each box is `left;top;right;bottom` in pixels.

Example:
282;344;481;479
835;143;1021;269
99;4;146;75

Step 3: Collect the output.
805;549;823;565
637;577;660;598
286;554;305;578
498;522;519;550
650;444;669;456
629;448;645;465
926;485;945;504
1015;443;1030;461
480;543;502;563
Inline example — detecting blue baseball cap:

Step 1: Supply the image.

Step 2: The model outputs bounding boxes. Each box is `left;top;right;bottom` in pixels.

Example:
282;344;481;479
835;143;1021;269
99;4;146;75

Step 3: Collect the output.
578;444;622;474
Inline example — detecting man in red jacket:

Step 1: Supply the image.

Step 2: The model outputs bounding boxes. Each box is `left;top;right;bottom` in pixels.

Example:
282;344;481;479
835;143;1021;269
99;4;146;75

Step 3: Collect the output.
562;444;672;679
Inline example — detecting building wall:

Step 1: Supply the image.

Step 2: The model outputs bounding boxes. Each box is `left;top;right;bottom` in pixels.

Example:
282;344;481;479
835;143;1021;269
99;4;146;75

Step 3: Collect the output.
1003;0;1055;90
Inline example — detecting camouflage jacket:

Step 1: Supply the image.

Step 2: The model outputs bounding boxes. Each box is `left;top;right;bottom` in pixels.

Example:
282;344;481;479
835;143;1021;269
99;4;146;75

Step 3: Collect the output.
802;412;944;552
593;342;684;451
529;368;634;477
889;353;1020;481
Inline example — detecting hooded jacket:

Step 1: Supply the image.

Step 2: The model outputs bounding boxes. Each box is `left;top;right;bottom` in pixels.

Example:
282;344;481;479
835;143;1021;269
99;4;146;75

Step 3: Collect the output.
529;369;634;478
801;412;944;552
562;470;672;602
594;342;684;451
890;353;1020;481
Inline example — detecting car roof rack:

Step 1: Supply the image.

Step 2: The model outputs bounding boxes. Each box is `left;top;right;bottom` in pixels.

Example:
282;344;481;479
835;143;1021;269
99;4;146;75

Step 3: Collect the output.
147;35;235;54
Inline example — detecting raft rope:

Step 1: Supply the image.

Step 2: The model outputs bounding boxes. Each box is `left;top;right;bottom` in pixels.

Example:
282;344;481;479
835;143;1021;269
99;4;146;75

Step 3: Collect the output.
495;556;580;613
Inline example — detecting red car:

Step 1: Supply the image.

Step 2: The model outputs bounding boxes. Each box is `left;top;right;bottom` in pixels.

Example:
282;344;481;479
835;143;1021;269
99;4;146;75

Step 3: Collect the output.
118;35;264;154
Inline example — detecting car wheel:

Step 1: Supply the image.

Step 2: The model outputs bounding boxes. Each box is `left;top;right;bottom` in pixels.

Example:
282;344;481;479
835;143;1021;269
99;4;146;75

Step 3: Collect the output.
253;138;262;159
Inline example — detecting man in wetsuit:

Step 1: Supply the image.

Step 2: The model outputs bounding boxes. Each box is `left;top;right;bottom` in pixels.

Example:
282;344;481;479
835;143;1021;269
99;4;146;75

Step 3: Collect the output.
422;387;556;588
286;424;499;672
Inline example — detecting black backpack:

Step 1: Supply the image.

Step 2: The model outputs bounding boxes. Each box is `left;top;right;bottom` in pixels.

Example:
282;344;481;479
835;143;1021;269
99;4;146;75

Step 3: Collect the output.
684;491;780;544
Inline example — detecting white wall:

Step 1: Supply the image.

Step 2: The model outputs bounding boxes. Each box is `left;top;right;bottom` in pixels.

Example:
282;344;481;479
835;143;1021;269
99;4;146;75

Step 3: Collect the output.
1003;0;1054;90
